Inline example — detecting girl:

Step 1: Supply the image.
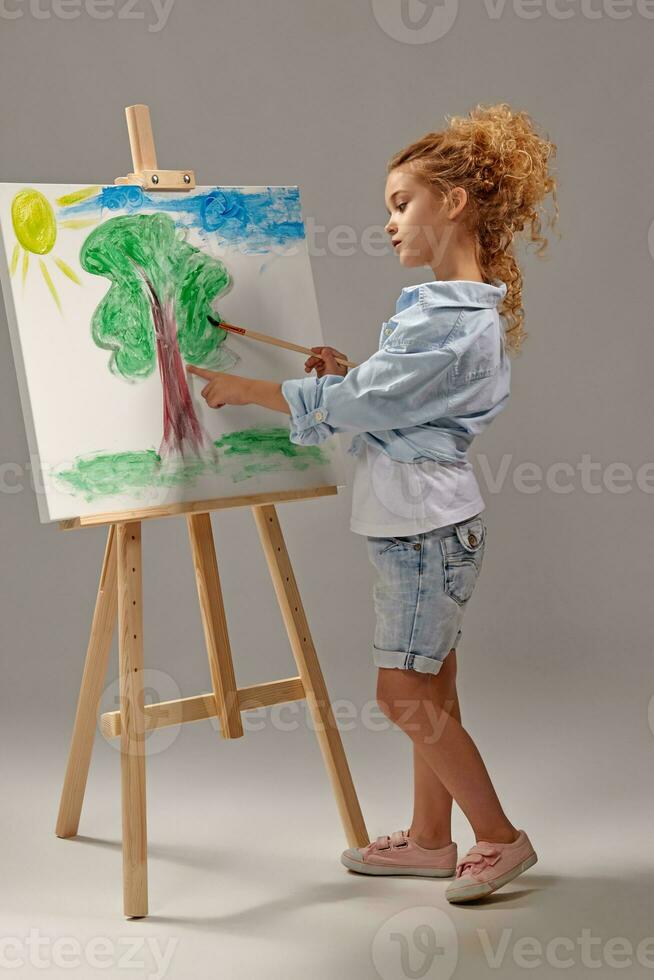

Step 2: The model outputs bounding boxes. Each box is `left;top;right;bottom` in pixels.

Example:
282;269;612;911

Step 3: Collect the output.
187;102;558;904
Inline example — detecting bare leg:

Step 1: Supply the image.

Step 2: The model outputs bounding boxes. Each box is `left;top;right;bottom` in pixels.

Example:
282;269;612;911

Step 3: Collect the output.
409;649;460;849
377;655;518;844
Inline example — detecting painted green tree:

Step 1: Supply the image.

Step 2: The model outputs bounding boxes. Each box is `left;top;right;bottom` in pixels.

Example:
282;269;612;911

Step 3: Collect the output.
80;212;233;464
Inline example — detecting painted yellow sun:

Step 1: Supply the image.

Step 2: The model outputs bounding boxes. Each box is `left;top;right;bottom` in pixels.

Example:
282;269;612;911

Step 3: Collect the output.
9;186;100;313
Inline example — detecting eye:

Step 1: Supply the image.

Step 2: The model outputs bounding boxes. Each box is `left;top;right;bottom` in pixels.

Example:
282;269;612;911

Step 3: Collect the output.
386;201;408;219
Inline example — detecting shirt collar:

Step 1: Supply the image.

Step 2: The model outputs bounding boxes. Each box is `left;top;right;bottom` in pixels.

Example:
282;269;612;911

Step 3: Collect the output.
398;278;507;311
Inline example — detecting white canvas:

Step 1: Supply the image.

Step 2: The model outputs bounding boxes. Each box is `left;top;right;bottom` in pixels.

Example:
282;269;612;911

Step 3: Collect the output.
0;183;347;523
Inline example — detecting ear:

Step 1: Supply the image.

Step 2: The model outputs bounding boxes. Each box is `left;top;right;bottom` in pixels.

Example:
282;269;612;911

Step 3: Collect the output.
447;186;469;218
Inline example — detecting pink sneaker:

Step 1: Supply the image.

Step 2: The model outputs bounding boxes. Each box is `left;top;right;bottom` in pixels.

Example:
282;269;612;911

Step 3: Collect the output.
341;830;457;877
445;829;538;903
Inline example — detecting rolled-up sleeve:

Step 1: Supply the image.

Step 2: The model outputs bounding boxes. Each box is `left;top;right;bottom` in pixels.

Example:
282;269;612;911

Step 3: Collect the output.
280;341;457;446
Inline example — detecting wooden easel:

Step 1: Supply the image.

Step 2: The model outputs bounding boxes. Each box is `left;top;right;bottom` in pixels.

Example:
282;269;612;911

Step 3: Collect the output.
54;104;369;919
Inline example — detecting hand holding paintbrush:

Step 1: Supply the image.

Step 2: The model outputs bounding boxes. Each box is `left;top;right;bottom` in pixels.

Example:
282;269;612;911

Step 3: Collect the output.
188;316;354;412
207;314;356;374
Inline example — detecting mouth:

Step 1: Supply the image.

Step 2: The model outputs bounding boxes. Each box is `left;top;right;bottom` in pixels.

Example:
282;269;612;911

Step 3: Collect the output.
392;239;402;249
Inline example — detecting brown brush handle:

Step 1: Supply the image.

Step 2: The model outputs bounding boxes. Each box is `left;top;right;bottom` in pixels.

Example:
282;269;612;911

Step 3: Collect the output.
207;316;357;369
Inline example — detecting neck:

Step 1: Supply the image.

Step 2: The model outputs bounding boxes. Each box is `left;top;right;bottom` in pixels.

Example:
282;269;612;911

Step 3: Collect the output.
430;239;485;282
430;261;485;283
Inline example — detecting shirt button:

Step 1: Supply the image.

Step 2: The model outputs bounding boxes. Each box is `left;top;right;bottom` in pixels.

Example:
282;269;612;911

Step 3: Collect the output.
468;532;477;547
314;410;325;421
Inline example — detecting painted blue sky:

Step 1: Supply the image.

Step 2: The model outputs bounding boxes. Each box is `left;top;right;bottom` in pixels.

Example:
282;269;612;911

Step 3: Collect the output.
58;185;305;254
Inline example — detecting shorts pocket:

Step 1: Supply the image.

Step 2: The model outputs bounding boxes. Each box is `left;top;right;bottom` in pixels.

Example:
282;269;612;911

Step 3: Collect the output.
366;534;423;564
440;516;486;605
378;534;422;556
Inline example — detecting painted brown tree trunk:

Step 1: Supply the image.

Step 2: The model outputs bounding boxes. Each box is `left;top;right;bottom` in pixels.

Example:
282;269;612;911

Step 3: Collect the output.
138;268;214;462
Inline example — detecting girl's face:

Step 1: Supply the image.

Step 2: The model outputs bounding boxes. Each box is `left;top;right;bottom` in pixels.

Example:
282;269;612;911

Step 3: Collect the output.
384;167;456;271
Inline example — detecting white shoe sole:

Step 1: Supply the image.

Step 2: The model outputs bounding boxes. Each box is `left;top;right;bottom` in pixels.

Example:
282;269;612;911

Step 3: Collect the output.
445;851;538;902
341;849;456;877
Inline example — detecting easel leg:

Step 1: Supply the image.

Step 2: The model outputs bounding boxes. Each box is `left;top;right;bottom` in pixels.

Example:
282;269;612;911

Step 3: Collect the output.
187;512;243;739
56;524;117;839
117;521;148;918
251;504;369;848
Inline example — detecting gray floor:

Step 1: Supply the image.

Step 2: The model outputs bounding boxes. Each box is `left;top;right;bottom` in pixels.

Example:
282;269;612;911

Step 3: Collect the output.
3;708;652;980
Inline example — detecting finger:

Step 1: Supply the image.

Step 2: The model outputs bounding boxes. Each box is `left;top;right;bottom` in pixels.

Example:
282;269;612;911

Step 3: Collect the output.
187;364;214;380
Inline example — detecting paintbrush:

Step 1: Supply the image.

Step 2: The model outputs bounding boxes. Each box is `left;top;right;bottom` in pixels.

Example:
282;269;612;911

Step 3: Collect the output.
207;314;357;370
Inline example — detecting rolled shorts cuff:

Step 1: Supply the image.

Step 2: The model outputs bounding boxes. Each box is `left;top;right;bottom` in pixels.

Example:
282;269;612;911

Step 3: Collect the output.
372;628;462;676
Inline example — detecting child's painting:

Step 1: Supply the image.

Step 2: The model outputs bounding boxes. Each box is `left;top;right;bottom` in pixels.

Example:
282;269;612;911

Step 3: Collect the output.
0;183;346;523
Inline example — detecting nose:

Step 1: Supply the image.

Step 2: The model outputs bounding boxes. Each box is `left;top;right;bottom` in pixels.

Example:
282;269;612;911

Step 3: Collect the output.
385;217;396;236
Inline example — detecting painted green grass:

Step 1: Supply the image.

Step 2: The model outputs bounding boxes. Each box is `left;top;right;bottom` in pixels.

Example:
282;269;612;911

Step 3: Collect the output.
52;427;328;502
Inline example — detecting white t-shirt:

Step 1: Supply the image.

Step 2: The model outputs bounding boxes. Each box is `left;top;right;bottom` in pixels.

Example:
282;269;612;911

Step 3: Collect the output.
349;438;485;537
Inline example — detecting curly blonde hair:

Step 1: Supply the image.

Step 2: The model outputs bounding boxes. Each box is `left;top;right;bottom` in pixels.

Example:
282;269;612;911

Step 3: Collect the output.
387;102;559;354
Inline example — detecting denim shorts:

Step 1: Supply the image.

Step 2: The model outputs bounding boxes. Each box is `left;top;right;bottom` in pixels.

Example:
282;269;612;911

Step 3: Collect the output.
365;513;487;676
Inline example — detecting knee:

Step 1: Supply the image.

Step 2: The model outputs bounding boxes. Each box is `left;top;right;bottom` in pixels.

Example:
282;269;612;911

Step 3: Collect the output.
375;677;396;719
376;667;430;723
376;665;457;727
377;690;401;721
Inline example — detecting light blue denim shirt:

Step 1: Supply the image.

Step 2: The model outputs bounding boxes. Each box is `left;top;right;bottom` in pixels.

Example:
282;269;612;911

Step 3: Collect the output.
280;278;511;465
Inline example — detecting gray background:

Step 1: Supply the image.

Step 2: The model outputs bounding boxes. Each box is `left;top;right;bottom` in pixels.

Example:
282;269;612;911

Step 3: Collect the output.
1;2;652;978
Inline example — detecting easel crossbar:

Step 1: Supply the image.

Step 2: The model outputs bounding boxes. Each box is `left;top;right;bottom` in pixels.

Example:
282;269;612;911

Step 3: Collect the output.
101;676;306;738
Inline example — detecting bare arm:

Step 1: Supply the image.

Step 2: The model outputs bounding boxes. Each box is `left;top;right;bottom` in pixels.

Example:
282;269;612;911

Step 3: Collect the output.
247;379;292;415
